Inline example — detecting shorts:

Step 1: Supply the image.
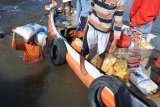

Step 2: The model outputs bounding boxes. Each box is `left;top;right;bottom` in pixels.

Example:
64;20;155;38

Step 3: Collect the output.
81;24;110;59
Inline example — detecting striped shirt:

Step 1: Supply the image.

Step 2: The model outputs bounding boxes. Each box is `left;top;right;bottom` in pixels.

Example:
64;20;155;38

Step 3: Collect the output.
88;0;126;39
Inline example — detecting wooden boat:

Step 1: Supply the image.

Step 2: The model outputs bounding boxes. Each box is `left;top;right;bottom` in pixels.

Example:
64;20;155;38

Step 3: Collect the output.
46;3;159;107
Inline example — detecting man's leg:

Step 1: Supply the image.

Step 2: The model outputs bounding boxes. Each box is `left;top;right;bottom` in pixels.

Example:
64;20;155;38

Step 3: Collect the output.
80;56;88;76
96;49;106;69
96;55;104;69
96;31;110;69
67;1;72;16
62;3;65;16
80;16;87;30
80;26;90;76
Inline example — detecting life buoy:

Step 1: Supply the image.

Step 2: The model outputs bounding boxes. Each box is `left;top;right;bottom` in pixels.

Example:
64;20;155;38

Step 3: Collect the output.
88;75;131;107
50;38;67;65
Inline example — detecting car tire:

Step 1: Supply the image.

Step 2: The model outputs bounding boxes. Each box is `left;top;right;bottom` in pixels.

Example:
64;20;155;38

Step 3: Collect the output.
50;38;67;65
88;75;131;107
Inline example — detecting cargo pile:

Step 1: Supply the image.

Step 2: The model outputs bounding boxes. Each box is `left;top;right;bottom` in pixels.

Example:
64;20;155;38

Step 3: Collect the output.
91;27;158;95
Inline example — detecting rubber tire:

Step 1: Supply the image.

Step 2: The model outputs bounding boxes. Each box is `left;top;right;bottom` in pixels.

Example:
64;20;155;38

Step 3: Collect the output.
88;75;132;107
50;38;67;65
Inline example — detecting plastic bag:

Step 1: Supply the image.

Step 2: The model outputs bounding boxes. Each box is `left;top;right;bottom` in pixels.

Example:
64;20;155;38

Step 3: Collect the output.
114;59;127;73
101;56;117;75
113;59;128;82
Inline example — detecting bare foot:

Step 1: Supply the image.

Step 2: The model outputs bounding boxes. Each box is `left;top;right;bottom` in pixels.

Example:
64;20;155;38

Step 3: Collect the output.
80;56;88;76
80;65;88;76
148;92;160;99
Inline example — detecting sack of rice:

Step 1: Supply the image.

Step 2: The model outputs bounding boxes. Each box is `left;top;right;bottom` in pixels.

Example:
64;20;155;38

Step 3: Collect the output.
14;23;47;42
128;68;158;95
34;32;48;47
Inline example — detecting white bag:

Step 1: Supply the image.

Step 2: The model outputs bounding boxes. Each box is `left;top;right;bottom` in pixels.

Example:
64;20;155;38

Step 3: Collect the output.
129;68;158;95
62;0;71;3
14;23;47;41
34;32;47;47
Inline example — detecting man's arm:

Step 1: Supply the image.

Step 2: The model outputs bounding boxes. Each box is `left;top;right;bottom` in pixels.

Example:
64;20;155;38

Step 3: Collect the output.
89;0;94;15
109;0;126;53
113;0;126;39
12;28;17;50
11;28;25;50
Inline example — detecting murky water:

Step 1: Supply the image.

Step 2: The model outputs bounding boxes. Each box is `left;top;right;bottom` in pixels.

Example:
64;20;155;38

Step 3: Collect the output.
0;0;160;107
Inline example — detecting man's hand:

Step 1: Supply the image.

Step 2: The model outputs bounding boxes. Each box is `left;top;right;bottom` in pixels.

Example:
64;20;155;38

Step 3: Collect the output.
12;28;16;40
109;39;117;54
68;30;77;37
76;22;80;26
12;28;16;33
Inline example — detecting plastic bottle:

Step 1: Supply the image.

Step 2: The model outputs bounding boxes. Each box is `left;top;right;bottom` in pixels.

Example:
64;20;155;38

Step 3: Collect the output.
128;68;158;95
128;32;137;50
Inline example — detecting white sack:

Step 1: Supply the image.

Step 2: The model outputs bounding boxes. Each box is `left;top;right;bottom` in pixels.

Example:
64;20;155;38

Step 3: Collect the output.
34;32;47;47
14;23;47;41
62;0;71;3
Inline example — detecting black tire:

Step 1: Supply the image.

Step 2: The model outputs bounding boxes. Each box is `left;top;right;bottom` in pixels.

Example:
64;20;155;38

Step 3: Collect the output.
50;38;67;65
88;75;132;107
